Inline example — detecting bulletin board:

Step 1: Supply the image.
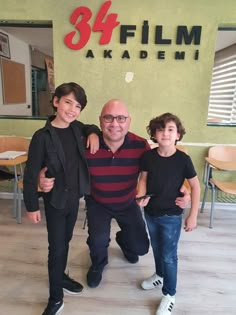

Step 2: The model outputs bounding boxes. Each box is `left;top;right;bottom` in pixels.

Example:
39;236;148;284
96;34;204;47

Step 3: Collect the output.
0;57;26;104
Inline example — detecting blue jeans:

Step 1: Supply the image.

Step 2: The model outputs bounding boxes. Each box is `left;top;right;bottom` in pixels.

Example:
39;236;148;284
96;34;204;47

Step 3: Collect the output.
145;213;182;296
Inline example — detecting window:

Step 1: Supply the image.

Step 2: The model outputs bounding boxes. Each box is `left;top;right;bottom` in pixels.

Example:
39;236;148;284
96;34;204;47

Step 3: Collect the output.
207;29;236;126
0;20;53;119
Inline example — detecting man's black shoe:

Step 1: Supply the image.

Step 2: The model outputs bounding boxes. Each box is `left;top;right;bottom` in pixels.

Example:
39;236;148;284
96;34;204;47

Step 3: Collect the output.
42;300;64;315
63;272;84;295
87;266;102;288
116;232;139;264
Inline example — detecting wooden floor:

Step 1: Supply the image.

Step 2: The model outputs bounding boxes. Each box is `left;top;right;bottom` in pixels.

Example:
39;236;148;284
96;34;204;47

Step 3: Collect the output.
0;199;236;315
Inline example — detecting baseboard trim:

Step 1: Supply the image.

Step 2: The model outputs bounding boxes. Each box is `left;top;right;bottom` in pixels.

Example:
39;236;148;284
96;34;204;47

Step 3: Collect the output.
198;202;234;211
0;192;234;210
0;192;15;199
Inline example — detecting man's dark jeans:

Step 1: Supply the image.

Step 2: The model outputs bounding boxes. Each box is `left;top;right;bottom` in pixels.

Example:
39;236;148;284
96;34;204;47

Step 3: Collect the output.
86;198;150;270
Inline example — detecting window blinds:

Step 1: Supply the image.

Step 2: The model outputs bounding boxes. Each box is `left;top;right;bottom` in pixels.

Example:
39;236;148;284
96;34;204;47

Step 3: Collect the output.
208;43;236;124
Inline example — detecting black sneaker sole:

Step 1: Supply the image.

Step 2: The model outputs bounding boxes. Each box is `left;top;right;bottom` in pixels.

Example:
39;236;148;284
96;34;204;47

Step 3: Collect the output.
56;302;64;314
63;288;84;295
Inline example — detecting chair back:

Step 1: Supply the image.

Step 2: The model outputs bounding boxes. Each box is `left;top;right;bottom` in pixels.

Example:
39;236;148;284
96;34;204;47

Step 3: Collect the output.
208;146;236;161
176;145;191;192
149;142;188;154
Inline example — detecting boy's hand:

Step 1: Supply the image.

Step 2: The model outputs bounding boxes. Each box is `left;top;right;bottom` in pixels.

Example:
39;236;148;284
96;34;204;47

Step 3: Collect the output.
27;210;41;223
87;133;99;154
184;215;197;232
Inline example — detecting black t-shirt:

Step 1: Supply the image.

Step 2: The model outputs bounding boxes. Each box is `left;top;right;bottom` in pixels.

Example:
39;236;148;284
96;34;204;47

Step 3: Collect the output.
140;148;196;216
54;125;79;193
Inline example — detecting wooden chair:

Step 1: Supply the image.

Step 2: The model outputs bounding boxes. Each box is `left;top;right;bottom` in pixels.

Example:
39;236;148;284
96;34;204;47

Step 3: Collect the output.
201;146;236;228
0;136;30;222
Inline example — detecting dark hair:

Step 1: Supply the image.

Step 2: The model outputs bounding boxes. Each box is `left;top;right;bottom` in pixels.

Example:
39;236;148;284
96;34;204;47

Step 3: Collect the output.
147;112;186;143
52;82;87;111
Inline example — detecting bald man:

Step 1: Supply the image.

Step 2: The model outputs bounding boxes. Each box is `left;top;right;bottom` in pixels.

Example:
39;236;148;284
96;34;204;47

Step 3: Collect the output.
84;99;150;287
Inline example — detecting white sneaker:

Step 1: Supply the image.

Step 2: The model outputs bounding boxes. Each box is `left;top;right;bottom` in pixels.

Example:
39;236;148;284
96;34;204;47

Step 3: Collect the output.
141;273;163;290
156;294;175;315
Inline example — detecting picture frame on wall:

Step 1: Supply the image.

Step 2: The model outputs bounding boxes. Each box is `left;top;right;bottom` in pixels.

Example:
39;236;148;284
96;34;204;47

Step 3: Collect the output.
0;32;10;59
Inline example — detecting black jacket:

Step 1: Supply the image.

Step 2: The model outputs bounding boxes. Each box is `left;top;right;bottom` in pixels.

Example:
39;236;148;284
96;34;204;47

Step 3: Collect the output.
23;116;100;212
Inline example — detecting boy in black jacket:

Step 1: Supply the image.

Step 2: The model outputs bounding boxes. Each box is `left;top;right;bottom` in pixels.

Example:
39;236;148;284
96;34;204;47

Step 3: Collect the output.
23;82;99;315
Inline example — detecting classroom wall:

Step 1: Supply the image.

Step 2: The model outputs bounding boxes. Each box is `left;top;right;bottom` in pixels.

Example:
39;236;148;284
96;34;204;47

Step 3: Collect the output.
0;0;236;192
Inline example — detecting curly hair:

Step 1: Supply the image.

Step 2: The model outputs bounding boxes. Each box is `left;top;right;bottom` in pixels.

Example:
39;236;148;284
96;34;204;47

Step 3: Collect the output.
147;112;186;143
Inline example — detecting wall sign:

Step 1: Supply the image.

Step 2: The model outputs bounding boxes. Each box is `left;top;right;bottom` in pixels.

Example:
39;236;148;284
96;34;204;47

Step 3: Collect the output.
64;1;202;61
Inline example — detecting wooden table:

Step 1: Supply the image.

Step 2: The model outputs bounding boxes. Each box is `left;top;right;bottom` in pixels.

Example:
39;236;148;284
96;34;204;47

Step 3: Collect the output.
0;154;27;223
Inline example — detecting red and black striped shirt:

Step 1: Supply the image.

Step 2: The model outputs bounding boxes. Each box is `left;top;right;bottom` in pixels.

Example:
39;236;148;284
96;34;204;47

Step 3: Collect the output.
86;132;150;210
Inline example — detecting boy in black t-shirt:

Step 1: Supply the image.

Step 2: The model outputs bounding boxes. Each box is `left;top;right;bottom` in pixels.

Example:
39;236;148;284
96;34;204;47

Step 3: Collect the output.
136;113;200;315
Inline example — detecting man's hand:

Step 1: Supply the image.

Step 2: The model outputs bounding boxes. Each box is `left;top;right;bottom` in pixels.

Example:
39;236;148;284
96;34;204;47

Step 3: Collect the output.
27;210;41;223
39;167;55;192
175;185;191;208
87;133;99;154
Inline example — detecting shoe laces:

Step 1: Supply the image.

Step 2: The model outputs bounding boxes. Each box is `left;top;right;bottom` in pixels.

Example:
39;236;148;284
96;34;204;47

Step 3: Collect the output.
64;271;77;284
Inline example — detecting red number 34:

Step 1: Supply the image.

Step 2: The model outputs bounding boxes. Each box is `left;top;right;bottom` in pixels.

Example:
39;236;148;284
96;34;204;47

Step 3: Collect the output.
64;1;120;50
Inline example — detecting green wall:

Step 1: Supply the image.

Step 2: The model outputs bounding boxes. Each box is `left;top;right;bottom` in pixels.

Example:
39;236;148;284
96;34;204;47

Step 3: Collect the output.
1;0;236;194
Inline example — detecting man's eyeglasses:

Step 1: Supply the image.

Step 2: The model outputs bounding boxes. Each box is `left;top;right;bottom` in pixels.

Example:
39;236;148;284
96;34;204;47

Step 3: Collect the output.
102;115;129;123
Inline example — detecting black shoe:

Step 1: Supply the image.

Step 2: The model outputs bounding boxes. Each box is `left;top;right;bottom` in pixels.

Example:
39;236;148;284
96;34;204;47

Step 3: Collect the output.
63;272;84;295
116;232;139;264
87;266;102;288
42;300;64;315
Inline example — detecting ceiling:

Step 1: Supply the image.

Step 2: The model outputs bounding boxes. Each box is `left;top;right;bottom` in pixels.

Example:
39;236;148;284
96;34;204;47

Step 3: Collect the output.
215;30;236;51
0;25;53;57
